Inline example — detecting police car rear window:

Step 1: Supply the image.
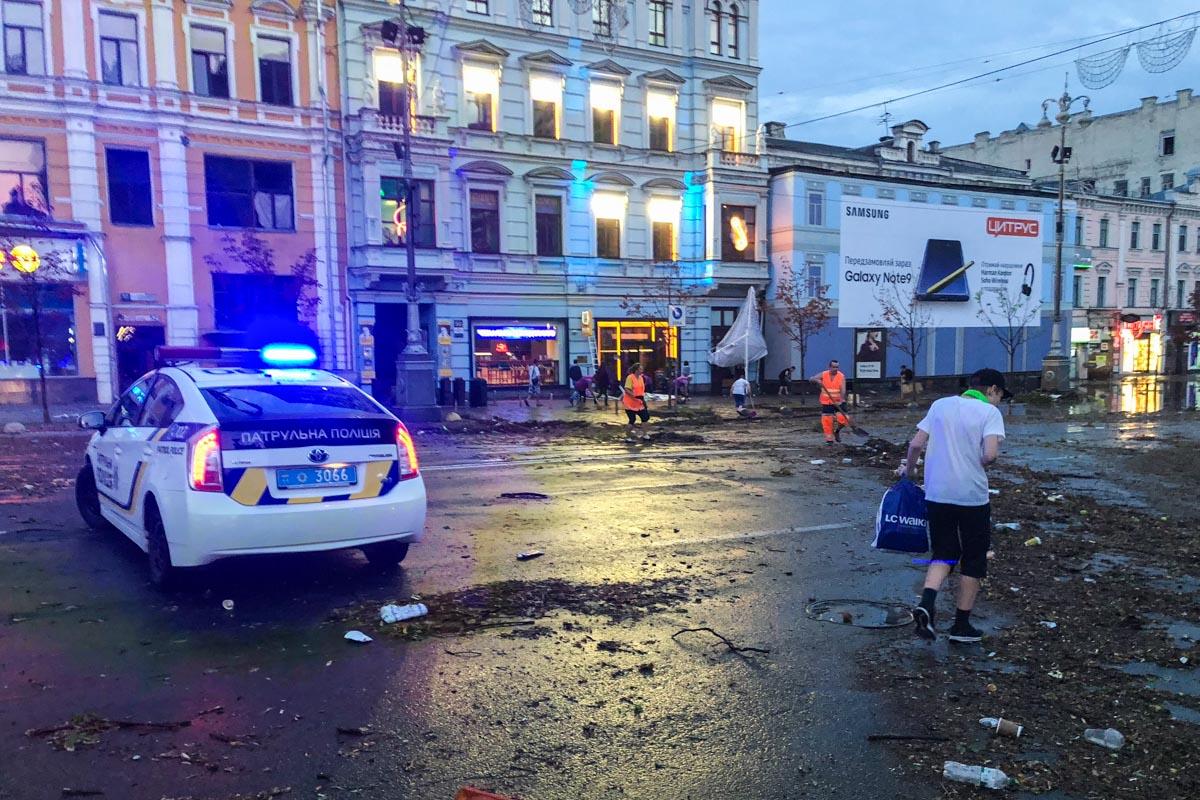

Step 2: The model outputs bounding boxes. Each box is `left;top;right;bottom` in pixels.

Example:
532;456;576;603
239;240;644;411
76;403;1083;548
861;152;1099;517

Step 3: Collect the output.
201;385;382;420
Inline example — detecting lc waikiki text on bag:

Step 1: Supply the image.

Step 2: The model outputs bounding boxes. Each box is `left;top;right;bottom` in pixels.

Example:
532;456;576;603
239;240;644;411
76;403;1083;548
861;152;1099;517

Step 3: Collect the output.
873;478;930;553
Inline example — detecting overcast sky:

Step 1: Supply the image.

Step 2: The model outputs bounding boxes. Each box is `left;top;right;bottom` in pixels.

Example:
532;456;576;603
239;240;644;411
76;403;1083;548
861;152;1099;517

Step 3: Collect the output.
757;1;1200;148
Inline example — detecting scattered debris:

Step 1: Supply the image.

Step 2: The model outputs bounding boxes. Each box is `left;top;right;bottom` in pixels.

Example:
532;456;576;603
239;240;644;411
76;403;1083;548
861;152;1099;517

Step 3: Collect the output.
994;522;1021;531
671;627;769;656
769;467;794;477
27;713;192;752
335;726;374;737
979;717;1023;738
343;630;372;644
1083;727;1125;750
1038;620;1058;629
516;550;544;561
942;762;1010;789
809;459;826;465
1047;669;1065;680
456;788;517;800
1024;536;1043;547
3;421;27;434
1046;493;1064;502
221;599;235;612
380;603;428;624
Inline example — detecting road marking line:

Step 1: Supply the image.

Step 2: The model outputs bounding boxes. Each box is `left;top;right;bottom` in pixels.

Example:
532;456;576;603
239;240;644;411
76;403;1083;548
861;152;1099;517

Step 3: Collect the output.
422;448;762;473
662;522;850;548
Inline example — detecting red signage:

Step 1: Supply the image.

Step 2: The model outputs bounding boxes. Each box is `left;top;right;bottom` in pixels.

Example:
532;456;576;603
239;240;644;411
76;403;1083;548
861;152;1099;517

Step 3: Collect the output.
1121;314;1163;338
986;217;1040;237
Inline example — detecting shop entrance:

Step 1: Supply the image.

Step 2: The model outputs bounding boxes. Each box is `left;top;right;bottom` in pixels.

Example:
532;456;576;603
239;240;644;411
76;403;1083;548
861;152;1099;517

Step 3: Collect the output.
371;302;433;405
709;307;739;394
116;325;164;391
597;320;676;384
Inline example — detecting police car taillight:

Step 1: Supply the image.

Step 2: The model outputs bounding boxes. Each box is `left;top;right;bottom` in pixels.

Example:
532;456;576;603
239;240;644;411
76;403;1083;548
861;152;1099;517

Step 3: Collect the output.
395;422;419;479
189;428;223;492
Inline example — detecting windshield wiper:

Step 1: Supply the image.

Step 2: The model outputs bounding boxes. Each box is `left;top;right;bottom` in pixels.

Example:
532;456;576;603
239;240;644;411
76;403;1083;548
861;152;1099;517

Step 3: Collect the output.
207;389;264;417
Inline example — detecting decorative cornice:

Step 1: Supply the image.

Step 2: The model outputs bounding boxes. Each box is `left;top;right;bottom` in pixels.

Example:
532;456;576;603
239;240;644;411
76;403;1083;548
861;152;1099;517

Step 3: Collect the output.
642;177;687;191
458;160;514;176
525;166;574;182
520;50;572;68
250;0;298;20
641;69;685;86
586;58;632;78
703;74;754;92
454;40;511;60
589;170;635;187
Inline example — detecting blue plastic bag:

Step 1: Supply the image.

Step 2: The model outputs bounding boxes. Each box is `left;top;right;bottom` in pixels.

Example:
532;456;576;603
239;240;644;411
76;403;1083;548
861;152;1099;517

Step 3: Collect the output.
873;478;930;553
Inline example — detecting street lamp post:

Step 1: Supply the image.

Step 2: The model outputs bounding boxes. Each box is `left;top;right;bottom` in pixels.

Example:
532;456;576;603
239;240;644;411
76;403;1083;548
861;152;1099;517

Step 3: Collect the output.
1040;77;1089;391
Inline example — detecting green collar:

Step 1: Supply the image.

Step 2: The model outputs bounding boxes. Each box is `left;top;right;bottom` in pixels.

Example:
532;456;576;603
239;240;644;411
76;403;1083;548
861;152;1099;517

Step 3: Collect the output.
962;389;989;403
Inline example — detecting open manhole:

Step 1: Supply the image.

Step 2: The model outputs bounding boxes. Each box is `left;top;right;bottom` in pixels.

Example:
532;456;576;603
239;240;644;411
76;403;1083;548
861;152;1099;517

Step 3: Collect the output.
805;599;913;629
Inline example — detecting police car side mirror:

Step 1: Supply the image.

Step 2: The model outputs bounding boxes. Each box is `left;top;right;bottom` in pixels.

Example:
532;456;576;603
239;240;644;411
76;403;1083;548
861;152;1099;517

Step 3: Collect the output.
79;411;107;432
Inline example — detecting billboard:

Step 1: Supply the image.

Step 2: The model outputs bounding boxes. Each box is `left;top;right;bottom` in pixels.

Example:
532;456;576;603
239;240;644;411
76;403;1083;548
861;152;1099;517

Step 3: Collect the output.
854;328;885;379
838;198;1043;328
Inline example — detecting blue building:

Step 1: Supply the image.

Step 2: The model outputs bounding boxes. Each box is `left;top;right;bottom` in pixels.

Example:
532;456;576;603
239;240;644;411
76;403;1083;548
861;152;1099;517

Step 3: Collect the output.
764;120;1076;386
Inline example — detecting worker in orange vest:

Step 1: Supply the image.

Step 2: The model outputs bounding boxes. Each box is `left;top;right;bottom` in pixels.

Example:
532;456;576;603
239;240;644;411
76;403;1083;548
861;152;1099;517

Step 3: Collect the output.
623;362;650;440
810;359;850;444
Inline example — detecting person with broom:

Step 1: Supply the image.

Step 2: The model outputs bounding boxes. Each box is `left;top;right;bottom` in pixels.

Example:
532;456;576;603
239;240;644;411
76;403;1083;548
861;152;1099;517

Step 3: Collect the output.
810;359;853;444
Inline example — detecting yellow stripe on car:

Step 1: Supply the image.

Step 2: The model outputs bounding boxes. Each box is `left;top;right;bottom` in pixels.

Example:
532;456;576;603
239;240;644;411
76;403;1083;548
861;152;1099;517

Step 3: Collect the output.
231;469;268;506
350;461;390;501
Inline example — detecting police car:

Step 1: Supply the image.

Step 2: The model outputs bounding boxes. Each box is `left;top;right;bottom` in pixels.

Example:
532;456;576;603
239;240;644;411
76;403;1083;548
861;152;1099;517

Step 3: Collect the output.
74;345;426;587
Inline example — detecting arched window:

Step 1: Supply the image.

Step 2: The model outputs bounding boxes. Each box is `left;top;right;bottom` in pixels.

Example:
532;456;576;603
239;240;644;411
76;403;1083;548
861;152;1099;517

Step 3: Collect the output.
708;1;722;55
727;3;741;58
906;141;916;162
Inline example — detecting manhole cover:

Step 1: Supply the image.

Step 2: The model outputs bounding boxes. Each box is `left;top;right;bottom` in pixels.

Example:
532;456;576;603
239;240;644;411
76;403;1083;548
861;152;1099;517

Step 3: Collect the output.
804;599;913;629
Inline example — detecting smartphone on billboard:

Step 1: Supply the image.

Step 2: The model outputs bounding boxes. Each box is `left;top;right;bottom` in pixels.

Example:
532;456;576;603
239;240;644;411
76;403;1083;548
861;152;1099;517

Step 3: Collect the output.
915;239;970;302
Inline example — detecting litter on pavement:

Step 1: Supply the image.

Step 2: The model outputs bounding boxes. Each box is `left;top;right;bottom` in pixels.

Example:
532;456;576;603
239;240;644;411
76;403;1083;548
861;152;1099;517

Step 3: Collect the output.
343;630;372;643
943;762;1010;789
979;717;1023;738
995;522;1021;531
809;459;826;465
1039;620;1058;629
380;603;428;624
516;550;545;561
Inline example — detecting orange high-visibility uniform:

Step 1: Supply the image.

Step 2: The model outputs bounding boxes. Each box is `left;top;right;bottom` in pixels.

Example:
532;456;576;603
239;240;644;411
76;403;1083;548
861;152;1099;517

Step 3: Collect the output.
816;370;849;442
622;373;646;411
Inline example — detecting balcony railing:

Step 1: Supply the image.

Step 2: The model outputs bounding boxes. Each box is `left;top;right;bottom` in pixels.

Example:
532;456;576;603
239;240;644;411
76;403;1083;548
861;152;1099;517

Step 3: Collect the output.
373;112;438;136
715;150;760;169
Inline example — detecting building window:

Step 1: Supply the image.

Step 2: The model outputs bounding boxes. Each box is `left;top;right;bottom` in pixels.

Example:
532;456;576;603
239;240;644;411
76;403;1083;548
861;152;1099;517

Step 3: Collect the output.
381;177;435;248
721;204;755;261
1099;218;1109;248
1150;278;1160;307
1127;278;1137;307
99;11;139;87
1162;173;1175;192
592;0;611;36
212;273;299;331
807;192;824;226
726;2;740;58
1180;225;1188;252
0;137;47;215
1114;179;1128;197
711;97;743;151
463;64;498;132
647;91;674;152
1152;223;1162;250
2;0;44;75
105;148;152;226
1097;275;1107;307
1161;131;1175;156
378;79;407;118
708;1;721;55
1178;279;1187;308
469;189;500;254
530;75;561;139
648;0;668;47
1073;274;1082;307
1073;214;1083;244
1139;177;1151;197
191;25;229;98
648;196;680;261
531;0;553;26
592;192;623;259
257;36;292;106
591;83;620;145
374;50;419;120
2;282;77;373
1130;221;1140;249
466;0;488;13
534;194;562;257
805;257;823;296
204;155;293;230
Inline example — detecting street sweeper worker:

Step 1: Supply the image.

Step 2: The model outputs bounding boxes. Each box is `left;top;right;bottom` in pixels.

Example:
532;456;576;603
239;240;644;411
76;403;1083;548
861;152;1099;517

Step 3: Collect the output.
810;359;850;444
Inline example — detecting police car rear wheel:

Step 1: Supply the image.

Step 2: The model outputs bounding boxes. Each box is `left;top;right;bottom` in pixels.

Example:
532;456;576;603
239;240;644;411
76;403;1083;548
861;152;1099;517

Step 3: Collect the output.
75;464;112;532
362;541;409;568
146;513;177;589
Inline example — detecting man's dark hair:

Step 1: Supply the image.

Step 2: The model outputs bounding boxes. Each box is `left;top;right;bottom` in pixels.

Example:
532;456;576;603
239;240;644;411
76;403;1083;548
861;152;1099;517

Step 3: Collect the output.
829;359;839;367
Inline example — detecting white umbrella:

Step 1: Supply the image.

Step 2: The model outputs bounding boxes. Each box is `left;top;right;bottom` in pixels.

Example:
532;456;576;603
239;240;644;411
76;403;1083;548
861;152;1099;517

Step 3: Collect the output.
708;288;768;393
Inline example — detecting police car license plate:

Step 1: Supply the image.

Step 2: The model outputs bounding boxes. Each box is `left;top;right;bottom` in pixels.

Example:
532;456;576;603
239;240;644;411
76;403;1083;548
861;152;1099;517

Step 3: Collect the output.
276;466;357;490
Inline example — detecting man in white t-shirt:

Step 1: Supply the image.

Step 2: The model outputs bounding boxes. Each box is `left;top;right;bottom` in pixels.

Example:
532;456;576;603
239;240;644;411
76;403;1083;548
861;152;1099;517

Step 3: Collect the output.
904;368;1010;643
731;371;754;417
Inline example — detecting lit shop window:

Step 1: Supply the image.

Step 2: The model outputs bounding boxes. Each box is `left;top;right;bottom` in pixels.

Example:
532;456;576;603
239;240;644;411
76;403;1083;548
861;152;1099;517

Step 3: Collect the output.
721;203;755;261
463;64;499;131
374;50;421;119
591;83;621;145
473;322;563;388
647;91;675;152
592;191;625;259
530;75;562;139
711;98;744;151
648;196;680;261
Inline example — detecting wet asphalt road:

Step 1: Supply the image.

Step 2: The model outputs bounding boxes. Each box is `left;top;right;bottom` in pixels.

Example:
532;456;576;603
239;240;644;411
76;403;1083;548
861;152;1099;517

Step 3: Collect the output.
1;419;961;800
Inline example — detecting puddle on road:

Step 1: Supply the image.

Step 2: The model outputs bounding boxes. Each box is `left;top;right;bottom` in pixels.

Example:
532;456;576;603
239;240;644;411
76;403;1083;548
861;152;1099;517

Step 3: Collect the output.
804;599;912;629
1164;702;1200;725
1116;662;1200;697
1146;613;1200;650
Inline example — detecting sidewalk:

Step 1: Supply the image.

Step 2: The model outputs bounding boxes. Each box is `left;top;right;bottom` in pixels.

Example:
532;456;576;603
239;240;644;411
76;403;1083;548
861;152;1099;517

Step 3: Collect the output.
0;401;98;429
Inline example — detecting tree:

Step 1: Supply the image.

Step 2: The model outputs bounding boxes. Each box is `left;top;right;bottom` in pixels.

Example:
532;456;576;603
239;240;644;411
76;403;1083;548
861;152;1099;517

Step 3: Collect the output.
975;287;1040;376
872;281;933;397
203;231;321;342
0;238;81;423
771;261;833;402
618;261;707;405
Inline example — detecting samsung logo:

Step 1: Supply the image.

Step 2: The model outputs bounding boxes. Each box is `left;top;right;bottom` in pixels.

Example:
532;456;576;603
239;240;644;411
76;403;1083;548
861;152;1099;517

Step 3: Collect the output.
845;206;890;219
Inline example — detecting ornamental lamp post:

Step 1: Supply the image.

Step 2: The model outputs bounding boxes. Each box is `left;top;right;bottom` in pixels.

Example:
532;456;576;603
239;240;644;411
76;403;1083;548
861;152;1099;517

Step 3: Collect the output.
1040;77;1089;392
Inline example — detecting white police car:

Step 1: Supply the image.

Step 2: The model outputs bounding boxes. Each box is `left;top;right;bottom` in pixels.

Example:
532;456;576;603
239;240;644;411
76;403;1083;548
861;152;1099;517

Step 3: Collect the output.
74;345;426;586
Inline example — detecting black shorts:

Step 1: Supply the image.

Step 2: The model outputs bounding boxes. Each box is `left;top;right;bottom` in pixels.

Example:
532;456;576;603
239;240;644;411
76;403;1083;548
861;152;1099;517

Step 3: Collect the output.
821;402;847;415
626;408;649;424
927;501;991;579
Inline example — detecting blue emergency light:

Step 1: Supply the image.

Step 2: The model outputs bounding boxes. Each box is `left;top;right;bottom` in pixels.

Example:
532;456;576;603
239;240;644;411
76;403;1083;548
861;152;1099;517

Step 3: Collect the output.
260;343;318;366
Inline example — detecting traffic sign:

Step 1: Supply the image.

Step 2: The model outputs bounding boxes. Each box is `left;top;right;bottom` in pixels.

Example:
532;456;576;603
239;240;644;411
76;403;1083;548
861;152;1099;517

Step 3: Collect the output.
667;304;686;327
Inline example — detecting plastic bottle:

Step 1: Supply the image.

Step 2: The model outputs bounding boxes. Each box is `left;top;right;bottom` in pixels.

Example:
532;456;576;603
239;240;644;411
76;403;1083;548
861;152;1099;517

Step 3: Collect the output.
1083;728;1125;750
942;762;1010;789
379;603;429;624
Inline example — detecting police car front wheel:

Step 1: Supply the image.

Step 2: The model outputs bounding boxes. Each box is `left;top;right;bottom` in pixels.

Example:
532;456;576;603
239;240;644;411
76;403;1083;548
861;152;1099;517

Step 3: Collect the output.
362;541;409;568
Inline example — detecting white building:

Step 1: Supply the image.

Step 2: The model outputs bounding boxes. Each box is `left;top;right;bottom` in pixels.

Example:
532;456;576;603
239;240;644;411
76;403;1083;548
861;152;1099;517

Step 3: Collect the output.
339;0;768;398
943;89;1200;199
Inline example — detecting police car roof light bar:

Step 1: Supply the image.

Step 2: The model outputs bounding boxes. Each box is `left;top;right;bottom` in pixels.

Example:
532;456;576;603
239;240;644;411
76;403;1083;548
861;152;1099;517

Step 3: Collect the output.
154;346;257;366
